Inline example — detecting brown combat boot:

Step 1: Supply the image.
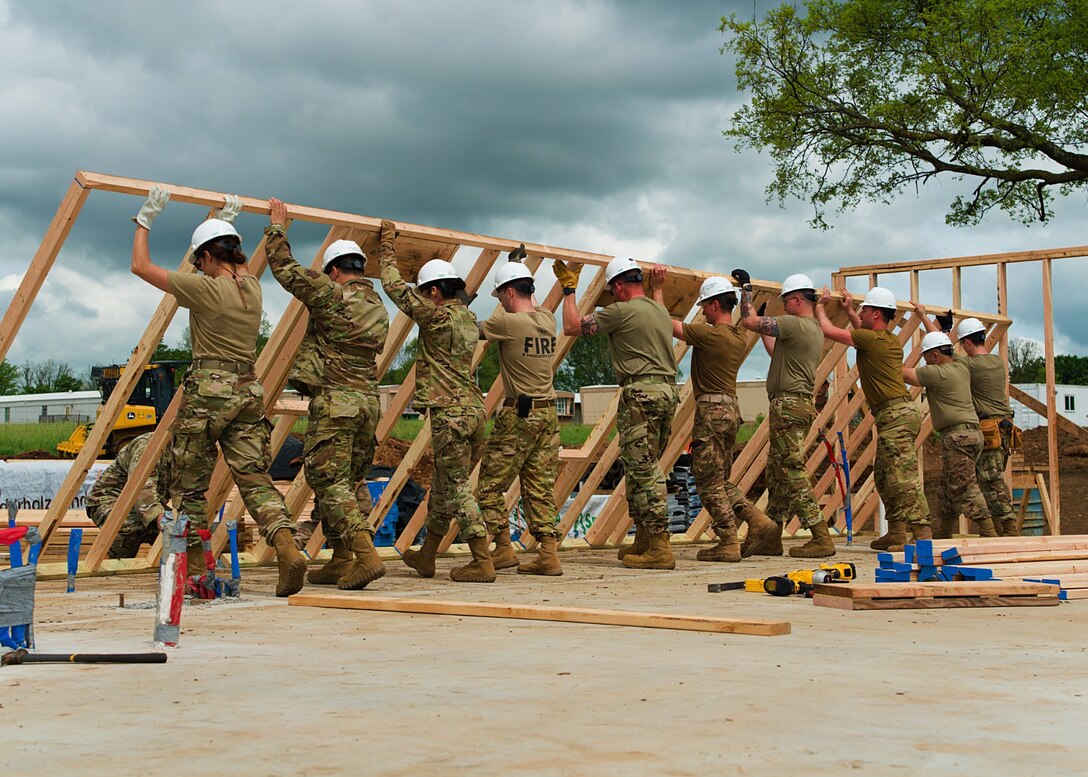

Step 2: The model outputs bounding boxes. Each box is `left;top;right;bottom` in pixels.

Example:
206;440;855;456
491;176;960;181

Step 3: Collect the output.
617;522;650;560
338;531;387;590
975;518;999;538
888;522;932;553
1001;518;1020;537
788;520;836;558
491;526;520;570
307;538;353;585
517;535;563;576
271;528;307;597
870;521;908;551
450;536;497;583
741;514;784;558
696;526;741;562
186;544;206;578
622;530;676;570
933;517;956;540
402;531;442;578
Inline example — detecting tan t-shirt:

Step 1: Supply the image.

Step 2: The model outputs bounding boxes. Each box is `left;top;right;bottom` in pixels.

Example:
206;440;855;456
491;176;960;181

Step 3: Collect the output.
955;353;1013;419
482;307;557;399
917;359;979;431
766;315;822;396
594;296;675;384
168;271;262;363
682;321;746;396
851;328;909;407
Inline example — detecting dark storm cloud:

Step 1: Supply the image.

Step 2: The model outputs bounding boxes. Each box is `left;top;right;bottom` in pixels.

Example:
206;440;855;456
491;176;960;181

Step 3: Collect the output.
0;0;1085;372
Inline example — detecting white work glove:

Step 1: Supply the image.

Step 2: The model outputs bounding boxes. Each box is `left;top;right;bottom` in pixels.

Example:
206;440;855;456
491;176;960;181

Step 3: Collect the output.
217;193;243;223
132;186;170;230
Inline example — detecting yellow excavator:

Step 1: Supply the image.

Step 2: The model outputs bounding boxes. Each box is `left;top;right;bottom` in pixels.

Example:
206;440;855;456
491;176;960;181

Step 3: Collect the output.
57;361;187;458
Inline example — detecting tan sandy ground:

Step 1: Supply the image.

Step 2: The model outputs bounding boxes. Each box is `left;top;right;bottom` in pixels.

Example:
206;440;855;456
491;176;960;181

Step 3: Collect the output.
4;538;1087;776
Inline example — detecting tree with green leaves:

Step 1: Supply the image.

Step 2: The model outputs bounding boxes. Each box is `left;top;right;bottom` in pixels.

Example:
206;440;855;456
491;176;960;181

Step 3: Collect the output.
0;359;19;395
721;0;1088;228
1008;337;1043;383
19;359;85;393
555;336;616;392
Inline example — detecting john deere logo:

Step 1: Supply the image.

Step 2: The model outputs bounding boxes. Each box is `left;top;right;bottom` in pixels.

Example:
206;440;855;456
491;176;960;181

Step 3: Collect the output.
127;412;136;420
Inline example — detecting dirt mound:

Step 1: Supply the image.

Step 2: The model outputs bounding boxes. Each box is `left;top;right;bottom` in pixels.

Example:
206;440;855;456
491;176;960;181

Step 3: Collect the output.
374;437;433;490
4;449;59;460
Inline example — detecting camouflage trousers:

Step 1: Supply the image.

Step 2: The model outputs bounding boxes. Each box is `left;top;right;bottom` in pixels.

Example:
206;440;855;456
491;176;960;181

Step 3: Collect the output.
303;388;381;544
170;368;292;545
690;397;749;534
977;428;1016;525
427;404;487;541
478;404;560;540
873;401;929;526
766;396;823;528
86;503;159;559
618;380;679;534
934;428;990;528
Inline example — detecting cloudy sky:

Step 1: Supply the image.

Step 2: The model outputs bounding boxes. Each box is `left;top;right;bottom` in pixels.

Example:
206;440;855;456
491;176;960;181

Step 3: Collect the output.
1;0;1084;382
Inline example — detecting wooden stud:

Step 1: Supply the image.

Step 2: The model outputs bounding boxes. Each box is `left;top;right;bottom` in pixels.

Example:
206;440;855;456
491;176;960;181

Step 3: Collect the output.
287;593;791;637
1042;258;1060;534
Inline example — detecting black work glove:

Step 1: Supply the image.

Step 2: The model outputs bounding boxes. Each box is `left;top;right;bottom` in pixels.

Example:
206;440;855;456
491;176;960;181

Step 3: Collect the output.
935;310;954;332
731;268;751;288
509;243;527;262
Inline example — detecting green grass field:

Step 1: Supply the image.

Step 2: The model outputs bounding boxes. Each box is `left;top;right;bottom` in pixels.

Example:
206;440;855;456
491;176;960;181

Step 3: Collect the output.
0;418;761;458
0;422;81;457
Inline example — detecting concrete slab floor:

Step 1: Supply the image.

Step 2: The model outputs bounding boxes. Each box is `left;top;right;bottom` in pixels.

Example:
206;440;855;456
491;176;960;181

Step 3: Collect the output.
3;541;1087;776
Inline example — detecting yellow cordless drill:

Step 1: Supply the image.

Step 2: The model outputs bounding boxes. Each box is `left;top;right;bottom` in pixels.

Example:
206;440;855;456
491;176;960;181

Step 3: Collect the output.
708;562;857;595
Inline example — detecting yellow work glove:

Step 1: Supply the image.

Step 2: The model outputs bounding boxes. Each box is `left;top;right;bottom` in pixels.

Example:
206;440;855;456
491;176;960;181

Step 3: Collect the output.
552;260;582;290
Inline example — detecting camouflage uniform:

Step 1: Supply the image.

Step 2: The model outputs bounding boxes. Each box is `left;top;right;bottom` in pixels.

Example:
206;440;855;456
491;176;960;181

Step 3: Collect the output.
478;405;561;540
872;399;930;526
171;365;293;541
618;379;680;534
976;429;1016;526
934;429;990;529
166;268;293;546
266;225;389;543
690;398;750;533
85;432;171;558
379;242;486;540
766;395;824;528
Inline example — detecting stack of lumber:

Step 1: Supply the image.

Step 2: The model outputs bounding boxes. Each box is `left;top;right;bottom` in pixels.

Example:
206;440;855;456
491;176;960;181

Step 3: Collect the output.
875;535;1088;601
812;580;1061;610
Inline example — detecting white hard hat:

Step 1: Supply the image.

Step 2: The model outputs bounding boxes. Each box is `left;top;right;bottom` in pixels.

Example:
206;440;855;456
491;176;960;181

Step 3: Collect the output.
921;331;953;353
696;276;739;305
605;255;642;284
861;286;897;310
780;274;815;296
322;239;366;273
956;317;986;340
417;259;461;287
191;218;241;253
492;263;535;297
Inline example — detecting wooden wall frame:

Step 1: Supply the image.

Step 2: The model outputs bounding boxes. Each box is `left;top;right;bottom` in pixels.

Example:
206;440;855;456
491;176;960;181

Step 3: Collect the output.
2;171;1066;578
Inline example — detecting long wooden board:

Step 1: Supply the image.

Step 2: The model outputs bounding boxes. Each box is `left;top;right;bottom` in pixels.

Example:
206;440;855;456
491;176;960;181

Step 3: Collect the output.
813;581;1059;598
813;593;1059;610
288;594;791;637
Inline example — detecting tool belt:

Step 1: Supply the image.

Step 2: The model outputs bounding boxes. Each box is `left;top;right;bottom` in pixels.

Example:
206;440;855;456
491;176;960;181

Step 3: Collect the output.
769;390;811;402
503;397;553;410
941;422;979;434
978;418;1002;450
620;375;675;387
872;395;911;414
695;393;737;404
190;358;255;374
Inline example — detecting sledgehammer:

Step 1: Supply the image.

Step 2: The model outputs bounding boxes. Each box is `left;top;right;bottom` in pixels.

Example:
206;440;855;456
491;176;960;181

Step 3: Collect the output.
1;648;168;666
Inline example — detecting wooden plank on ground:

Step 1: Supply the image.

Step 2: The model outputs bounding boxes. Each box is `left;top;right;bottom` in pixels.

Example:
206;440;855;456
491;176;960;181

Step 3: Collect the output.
813;581;1059;599
813;593;1059;610
287;594;790;637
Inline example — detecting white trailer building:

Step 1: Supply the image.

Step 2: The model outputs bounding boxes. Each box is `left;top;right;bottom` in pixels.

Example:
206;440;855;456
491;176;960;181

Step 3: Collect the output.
0;390;101;424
